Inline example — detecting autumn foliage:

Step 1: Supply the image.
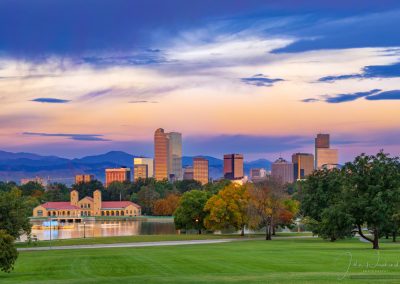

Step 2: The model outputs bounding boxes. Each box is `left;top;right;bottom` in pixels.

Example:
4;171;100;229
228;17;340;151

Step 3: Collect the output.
153;194;181;216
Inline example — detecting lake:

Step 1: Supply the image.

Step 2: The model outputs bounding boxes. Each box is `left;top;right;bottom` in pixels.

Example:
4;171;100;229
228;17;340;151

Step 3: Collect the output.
28;219;177;241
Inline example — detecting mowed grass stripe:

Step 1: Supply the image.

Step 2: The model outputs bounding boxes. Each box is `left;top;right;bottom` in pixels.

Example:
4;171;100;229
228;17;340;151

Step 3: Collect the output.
3;238;400;283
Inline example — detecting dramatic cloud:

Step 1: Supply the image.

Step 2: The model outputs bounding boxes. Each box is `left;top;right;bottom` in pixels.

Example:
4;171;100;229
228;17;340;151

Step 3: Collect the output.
241;74;284;87
31;98;70;103
318;62;400;82
365;90;400;100
23;132;110;141
302;89;400;103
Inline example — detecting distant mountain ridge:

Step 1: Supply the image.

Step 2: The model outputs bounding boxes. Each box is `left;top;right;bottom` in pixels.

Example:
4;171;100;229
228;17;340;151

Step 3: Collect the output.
0;150;272;184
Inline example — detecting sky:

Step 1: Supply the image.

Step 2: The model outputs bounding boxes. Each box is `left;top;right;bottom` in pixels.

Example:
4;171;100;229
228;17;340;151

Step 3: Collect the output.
0;0;400;162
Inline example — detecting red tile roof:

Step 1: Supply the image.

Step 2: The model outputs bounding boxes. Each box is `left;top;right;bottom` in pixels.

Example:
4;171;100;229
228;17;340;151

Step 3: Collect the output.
101;201;141;209
41;202;80;210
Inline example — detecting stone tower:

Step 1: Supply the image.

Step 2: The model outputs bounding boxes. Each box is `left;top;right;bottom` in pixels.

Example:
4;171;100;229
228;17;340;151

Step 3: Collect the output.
93;190;102;216
70;190;79;206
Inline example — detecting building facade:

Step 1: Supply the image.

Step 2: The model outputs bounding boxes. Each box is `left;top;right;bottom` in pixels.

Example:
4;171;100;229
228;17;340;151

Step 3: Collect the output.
183;166;194;180
75;174;94;184
292;153;314;180
20;176;47;186
193;157;209;185
250;168;268;182
154;128;170;181
133;157;154;180
105;167;131;187
167;132;183;180
223;154;244;180
314;134;339;169
271;158;294;184
154;128;183;181
316;148;339;169
32;190;141;218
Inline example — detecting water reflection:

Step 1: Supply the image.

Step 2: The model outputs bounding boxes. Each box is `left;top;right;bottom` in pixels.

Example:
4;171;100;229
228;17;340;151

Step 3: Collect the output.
29;220;177;240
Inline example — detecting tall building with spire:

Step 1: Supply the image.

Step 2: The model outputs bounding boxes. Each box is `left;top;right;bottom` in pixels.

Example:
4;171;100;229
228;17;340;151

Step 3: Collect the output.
154;128;182;181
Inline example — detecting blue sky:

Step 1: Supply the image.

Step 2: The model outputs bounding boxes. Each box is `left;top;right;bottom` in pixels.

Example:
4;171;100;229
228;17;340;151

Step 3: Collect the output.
0;0;399;161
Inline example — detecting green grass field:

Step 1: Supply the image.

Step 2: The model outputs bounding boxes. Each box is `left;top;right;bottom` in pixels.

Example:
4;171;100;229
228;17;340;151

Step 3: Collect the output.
4;237;400;283
15;232;312;248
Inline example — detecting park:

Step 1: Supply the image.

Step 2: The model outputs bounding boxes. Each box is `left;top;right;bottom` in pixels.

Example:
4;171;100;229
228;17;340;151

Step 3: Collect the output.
3;234;400;283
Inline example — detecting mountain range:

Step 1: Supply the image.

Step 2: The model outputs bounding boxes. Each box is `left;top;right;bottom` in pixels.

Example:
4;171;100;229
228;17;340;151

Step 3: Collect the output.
0;150;271;185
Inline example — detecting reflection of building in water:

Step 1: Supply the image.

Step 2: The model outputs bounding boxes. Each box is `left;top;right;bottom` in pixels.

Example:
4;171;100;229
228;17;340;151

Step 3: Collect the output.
32;190;141;218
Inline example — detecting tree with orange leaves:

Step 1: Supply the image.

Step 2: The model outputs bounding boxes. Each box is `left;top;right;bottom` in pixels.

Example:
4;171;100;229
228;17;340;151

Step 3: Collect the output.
204;183;251;236
153;194;181;216
248;179;297;240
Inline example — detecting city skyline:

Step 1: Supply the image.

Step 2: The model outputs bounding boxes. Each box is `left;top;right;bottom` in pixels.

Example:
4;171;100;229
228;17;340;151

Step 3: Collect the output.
0;1;399;163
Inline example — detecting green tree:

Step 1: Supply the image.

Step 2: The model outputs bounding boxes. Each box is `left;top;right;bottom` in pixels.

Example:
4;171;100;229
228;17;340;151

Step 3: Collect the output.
343;151;400;249
301;168;354;241
137;185;160;215
42;183;69;202
20;181;45;198
203;179;231;195
174;190;209;234
0;230;18;273
105;181;131;201
204;184;250;235
0;188;32;239
71;180;104;198
174;180;202;194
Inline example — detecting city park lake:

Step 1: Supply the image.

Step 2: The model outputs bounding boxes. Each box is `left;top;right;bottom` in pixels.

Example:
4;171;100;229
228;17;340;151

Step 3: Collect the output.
24;217;177;241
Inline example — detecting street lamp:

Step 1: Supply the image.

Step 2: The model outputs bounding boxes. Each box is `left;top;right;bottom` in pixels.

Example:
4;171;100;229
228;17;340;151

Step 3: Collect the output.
83;221;86;239
195;218;200;235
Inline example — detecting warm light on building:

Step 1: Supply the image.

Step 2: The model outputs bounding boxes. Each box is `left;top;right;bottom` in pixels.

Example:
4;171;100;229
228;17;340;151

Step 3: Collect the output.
292;153;314;180
193;157;209;185
75;174;94;184
105;167;131;187
315;134;339;169
271;158;294;184
223;154;244;180
133;157;154;180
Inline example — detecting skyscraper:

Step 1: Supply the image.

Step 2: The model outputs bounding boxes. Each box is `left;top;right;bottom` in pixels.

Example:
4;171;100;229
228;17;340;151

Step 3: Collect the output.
193;157;209;185
167;132;183;180
271;158;294;184
292;153;314;180
223;154;244;180
154;128;169;181
314;134;339;169
154;128;182;181
133;157;154;180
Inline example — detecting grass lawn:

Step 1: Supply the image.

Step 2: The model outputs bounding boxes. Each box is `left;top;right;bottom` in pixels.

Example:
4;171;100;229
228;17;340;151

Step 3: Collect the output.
15;232;312;248
3;237;400;283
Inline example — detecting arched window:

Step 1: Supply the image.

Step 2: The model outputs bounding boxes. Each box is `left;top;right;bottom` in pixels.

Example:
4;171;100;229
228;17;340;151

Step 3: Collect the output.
101;211;104;216
121;211;124;216
111;211;115;216
116;211;119;216
106;211;110;216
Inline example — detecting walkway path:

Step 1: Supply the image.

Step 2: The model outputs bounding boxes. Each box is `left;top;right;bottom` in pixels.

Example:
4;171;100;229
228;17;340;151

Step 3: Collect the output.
18;236;315;252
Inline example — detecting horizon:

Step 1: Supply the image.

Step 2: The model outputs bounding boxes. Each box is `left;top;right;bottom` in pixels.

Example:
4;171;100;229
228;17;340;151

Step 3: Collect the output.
1;1;399;163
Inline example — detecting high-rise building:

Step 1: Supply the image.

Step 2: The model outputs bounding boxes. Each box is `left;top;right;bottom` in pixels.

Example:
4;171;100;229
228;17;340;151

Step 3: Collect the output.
154;128;169;181
167;132;183;180
315;134;330;149
271;158;294;184
105;167;131;187
183;166;194;180
250;168;268;182
75;174;94;184
133;157;154;180
154;128;183;181
193;157;209;185
292;153;314;180
316;148;339;169
223;154;244;180
314;134;339;169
